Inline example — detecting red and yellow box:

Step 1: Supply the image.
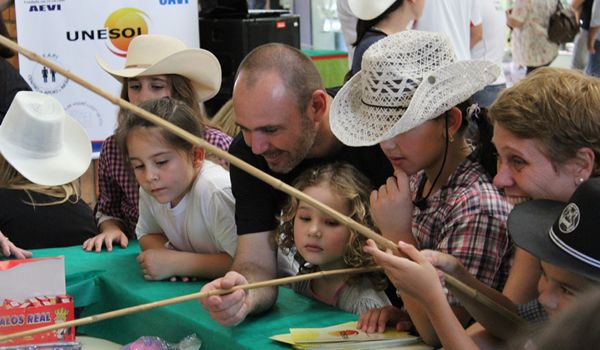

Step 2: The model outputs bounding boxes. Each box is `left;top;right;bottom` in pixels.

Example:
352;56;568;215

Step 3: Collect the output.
0;295;75;346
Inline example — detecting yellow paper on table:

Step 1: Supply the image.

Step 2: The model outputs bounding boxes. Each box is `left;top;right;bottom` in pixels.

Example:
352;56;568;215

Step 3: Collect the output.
290;321;416;344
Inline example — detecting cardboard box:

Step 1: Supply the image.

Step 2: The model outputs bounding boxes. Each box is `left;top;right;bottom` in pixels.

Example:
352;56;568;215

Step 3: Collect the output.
0;258;75;346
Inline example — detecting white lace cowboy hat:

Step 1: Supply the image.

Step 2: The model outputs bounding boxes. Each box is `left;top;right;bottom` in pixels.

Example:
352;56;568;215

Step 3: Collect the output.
0;91;92;186
97;34;221;102
330;30;500;147
348;0;397;20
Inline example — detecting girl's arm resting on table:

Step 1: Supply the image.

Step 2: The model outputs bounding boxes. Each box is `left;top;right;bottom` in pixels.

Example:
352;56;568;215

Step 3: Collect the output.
138;249;233;280
138;233;169;250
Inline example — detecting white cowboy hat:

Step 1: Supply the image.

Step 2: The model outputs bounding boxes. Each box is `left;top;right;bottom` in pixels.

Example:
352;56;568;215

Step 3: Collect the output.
0;91;91;186
330;31;500;147
97;34;222;102
348;0;397;20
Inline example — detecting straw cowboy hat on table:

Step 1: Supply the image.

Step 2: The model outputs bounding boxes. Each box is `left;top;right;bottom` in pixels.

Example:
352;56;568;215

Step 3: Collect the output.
330;30;500;147
97;34;222;102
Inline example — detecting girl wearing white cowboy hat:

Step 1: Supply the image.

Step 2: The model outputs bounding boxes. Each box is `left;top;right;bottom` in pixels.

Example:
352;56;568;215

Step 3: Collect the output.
330;31;512;346
84;34;233;253
0;91;97;257
348;0;426;77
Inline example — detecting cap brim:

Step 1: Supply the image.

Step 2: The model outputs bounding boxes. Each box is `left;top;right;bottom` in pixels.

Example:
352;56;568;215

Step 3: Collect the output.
0;117;91;187
509;200;600;282
97;48;222;102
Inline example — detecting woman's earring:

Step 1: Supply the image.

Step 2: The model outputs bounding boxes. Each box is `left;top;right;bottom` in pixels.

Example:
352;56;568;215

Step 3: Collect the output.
576;177;585;186
449;134;455;143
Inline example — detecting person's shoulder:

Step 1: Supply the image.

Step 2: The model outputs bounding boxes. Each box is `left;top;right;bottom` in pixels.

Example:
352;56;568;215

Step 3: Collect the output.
197;161;231;188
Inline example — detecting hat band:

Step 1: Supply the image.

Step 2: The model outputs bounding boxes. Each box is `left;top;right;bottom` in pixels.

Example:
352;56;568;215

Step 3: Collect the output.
549;227;600;268
360;98;407;110
125;63;152;69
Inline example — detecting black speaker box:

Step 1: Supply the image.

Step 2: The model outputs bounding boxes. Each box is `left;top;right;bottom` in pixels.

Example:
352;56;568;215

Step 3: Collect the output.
199;15;300;115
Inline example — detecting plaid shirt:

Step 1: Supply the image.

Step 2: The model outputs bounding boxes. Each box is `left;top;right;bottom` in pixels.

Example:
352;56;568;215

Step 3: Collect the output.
94;126;232;236
410;154;513;305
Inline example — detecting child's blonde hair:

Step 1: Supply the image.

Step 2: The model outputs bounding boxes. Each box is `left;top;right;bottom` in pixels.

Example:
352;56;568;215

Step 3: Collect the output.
276;162;386;289
0;154;80;205
115;97;205;165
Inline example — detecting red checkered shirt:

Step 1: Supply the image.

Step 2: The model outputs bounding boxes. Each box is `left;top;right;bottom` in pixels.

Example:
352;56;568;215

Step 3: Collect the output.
410;154;513;305
94;127;232;236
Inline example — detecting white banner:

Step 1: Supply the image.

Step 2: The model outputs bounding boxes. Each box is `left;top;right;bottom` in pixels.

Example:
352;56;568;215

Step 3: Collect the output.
15;0;199;156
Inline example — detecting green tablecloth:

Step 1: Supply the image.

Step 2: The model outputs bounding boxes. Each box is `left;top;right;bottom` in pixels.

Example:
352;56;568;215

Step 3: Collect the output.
29;243;356;349
304;49;349;88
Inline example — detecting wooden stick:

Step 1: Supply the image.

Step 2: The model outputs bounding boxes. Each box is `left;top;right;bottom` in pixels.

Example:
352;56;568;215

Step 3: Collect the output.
0;35;525;335
444;274;526;327
0;34;399;253
0;266;382;342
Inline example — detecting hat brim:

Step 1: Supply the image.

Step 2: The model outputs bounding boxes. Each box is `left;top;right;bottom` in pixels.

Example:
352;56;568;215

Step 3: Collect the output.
509;200;600;282
331;60;500;146
97;48;222;102
0;116;91;187
348;0;396;20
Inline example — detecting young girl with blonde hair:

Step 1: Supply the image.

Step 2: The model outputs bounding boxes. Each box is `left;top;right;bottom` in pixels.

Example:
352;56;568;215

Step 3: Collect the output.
276;162;390;315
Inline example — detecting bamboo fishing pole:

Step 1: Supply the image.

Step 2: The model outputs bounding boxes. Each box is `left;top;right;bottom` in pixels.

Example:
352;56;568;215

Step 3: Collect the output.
0;266;381;342
0;34;524;339
0;34;399;253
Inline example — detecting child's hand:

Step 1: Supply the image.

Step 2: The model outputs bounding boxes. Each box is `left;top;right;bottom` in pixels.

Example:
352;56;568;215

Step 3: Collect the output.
370;170;414;243
420;249;465;278
0;231;32;259
137;249;177;280
83;229;129;252
363;239;446;305
357;305;413;333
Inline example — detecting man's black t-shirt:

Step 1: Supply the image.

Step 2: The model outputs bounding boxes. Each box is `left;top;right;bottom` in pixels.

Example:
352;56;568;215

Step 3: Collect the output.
229;132;393;235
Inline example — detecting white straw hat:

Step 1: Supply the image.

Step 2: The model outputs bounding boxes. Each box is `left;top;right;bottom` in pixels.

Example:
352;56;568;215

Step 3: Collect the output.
0;91;92;186
330;31;500;147
348;0;397;20
97;34;222;102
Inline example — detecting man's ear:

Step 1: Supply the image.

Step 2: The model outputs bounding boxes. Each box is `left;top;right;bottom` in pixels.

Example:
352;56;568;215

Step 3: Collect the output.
308;89;328;123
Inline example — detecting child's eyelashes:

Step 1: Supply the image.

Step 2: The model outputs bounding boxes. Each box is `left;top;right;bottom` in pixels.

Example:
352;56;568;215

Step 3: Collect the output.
324;219;340;226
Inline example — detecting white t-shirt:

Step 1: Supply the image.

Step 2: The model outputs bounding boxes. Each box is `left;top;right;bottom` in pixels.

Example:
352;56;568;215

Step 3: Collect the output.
471;0;507;85
136;160;238;257
415;0;483;61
